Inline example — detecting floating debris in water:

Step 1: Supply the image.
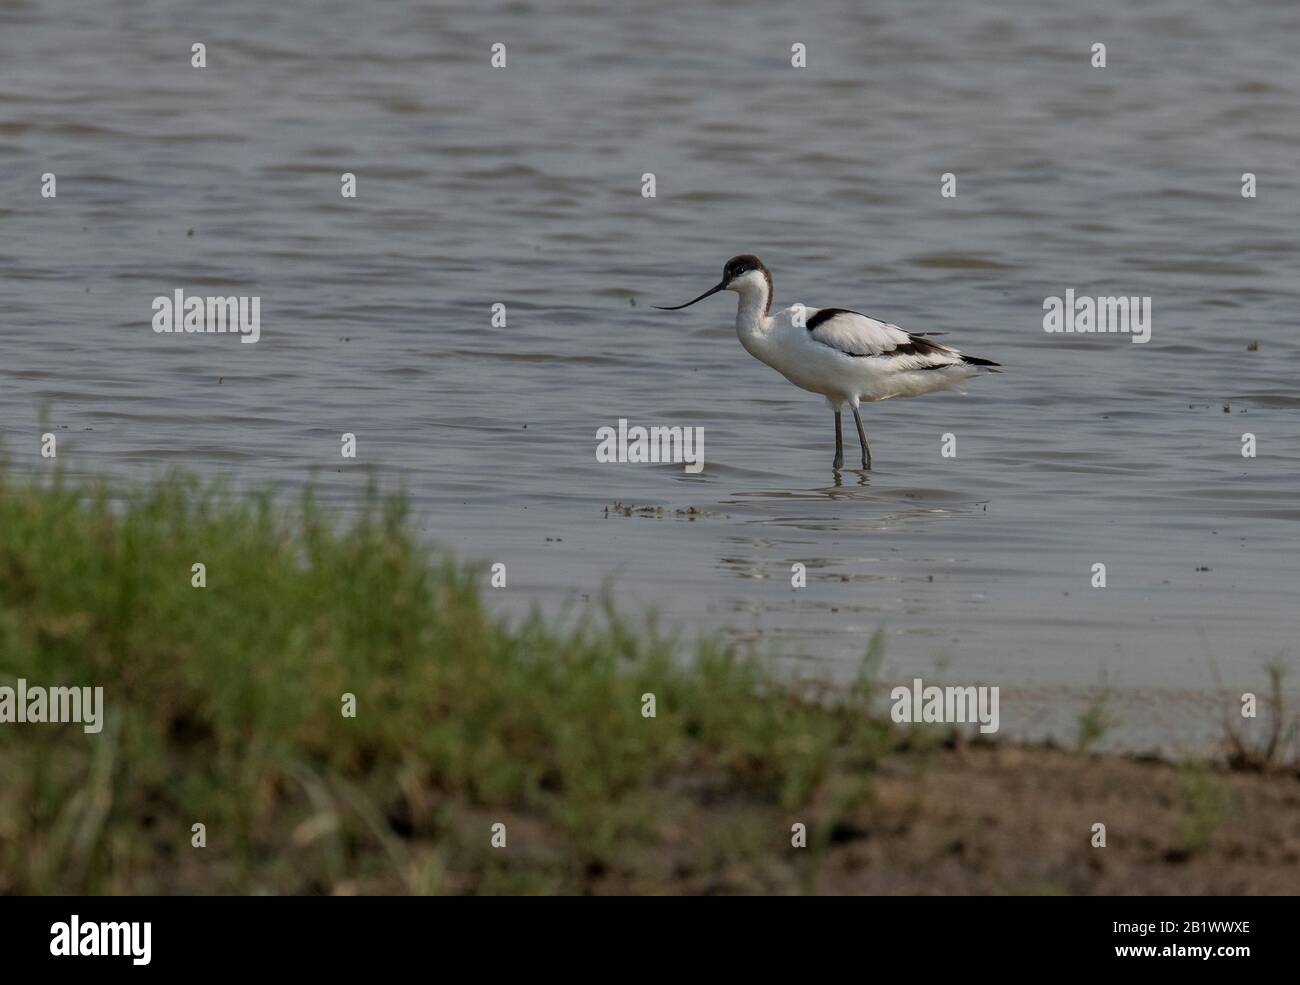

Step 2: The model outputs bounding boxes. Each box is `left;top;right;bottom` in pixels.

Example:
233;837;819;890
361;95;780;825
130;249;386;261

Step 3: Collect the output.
604;502;708;520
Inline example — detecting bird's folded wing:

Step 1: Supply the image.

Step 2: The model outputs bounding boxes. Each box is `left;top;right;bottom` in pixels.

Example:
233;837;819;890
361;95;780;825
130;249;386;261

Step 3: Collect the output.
805;308;962;368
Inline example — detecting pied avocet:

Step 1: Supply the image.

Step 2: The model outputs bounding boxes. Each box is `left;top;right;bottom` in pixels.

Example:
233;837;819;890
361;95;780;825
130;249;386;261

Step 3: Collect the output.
656;254;999;469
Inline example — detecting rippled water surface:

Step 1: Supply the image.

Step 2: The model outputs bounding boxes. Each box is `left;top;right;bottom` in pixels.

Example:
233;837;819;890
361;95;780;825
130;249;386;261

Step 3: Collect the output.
3;0;1299;750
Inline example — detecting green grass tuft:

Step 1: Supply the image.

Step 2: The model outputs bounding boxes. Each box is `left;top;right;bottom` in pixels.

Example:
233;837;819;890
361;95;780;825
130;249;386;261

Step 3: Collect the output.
0;467;889;893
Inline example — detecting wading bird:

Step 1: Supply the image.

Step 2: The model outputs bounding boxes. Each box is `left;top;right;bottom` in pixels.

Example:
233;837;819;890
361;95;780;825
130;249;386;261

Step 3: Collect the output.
656;255;999;469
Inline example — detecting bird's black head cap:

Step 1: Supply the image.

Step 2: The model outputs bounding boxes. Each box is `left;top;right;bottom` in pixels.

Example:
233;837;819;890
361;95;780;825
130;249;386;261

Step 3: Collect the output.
722;254;773;314
723;254;766;280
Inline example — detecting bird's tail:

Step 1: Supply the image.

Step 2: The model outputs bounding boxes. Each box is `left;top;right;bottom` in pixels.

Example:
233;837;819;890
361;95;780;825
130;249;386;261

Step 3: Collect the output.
962;354;1001;372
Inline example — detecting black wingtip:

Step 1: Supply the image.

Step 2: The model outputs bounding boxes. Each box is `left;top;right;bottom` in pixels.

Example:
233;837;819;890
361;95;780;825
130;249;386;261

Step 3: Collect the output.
962;354;1001;368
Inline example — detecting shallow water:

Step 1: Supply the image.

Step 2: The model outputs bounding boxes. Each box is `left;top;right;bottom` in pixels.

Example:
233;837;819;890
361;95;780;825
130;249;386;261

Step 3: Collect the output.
3;0;1298;752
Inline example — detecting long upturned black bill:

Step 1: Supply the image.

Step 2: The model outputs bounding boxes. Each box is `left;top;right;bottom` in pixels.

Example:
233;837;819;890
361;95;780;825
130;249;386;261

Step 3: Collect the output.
653;282;725;310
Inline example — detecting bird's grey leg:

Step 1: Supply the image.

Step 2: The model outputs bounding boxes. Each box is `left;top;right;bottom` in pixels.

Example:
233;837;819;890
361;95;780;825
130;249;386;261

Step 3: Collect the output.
851;405;872;469
833;410;844;470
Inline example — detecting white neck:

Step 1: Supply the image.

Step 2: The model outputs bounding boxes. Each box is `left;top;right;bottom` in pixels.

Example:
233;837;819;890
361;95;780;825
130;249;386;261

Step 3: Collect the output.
732;272;773;356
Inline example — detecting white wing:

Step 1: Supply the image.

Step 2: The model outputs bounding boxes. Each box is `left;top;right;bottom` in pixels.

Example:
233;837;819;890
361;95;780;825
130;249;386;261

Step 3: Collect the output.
802;308;965;370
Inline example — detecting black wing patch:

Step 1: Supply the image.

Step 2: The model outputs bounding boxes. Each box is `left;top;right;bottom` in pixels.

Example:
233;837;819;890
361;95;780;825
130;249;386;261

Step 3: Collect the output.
804;307;861;331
